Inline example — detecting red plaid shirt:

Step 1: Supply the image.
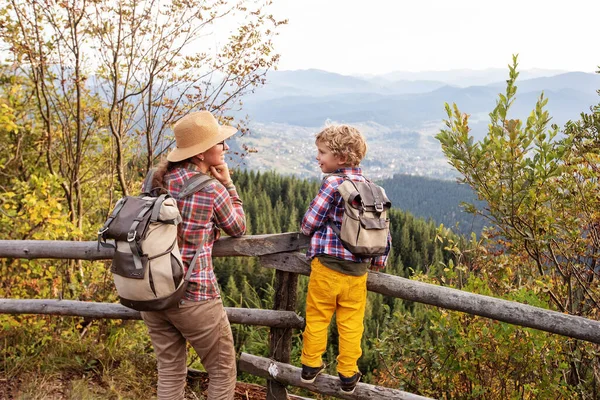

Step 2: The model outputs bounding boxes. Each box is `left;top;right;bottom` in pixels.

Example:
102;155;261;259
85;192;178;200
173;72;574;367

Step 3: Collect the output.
162;162;245;301
301;167;390;270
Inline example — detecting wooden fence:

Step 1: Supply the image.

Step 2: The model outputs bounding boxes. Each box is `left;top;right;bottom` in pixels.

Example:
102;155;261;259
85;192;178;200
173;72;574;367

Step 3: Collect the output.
2;233;600;399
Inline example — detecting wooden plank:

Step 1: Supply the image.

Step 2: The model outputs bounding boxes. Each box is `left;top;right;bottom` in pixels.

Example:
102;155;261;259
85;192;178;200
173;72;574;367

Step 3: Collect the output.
269;270;299;360
5;240;600;345
238;352;434;400
0;299;304;328
267;270;299;400
261;252;600;345
0;233;310;260
261;252;311;275
366;270;600;345
187;367;315;400
219;232;310;257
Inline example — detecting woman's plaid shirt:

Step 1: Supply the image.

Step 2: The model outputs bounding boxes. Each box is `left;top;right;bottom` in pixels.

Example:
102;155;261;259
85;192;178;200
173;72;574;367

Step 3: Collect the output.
164;162;246;301
301;167;390;270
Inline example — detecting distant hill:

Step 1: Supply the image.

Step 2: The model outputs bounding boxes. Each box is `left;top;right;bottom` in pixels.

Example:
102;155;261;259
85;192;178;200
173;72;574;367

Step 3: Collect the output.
250;69;449;99
380;174;488;237
233;68;600;181
487;71;600;94
376;68;569;87
257;69;378;98
366;76;448;93
240;77;598;130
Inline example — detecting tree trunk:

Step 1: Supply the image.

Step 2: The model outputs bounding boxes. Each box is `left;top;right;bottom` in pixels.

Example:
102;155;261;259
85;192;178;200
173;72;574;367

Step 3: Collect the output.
266;268;299;400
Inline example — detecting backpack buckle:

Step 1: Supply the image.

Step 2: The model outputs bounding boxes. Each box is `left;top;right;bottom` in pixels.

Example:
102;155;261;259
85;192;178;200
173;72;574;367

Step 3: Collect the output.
127;231;137;242
97;227;108;236
375;202;384;212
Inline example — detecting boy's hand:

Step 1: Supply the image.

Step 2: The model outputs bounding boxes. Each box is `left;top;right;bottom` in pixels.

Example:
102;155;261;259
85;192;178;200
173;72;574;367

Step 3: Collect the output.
210;163;233;186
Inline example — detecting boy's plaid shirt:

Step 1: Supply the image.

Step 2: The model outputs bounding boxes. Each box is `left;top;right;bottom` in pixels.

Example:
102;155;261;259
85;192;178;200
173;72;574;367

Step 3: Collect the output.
301;167;390;270
162;162;246;301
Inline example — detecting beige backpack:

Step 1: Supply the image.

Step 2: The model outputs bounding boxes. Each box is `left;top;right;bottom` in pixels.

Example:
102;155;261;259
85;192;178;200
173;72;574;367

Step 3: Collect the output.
328;176;391;257
97;172;215;311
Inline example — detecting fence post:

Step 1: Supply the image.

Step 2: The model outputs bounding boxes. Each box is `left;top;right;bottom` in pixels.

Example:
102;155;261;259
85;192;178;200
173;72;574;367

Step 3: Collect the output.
266;267;299;400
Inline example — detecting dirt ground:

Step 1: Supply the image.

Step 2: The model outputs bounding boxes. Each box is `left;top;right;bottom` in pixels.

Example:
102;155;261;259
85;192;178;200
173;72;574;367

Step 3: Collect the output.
0;372;269;400
189;372;268;399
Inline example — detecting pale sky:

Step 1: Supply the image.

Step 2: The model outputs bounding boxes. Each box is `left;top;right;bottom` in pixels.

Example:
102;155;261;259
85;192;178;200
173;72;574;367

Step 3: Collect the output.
267;0;599;75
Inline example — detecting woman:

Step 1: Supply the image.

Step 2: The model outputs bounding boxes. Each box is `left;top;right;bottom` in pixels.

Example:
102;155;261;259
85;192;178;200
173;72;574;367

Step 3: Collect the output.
142;110;245;400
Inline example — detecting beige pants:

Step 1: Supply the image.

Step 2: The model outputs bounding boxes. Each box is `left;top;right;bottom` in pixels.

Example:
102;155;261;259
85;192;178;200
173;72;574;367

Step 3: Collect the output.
141;298;236;400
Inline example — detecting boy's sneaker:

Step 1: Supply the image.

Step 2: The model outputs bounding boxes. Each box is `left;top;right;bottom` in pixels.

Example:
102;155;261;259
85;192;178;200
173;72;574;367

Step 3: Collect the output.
339;371;361;394
301;363;326;383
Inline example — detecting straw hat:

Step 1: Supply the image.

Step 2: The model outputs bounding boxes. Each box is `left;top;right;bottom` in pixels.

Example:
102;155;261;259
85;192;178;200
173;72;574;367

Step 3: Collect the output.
167;111;238;162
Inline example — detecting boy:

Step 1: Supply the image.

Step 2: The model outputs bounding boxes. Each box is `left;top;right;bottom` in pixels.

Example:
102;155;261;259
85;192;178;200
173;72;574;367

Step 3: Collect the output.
300;124;391;394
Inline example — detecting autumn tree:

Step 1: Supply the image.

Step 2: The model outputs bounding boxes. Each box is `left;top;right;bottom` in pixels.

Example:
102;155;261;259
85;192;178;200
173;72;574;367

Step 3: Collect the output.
87;0;284;196
0;0;285;206
1;0;107;232
0;0;285;298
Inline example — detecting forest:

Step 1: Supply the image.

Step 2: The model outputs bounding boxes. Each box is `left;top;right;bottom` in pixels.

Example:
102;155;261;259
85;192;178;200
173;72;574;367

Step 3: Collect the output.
379;174;488;237
1;0;600;398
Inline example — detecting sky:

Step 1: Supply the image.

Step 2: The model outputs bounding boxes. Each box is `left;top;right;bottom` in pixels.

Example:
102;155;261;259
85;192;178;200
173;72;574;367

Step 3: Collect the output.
266;0;599;75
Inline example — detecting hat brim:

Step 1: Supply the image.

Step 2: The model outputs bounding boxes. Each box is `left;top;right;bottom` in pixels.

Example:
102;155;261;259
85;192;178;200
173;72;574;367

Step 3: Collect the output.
167;125;238;162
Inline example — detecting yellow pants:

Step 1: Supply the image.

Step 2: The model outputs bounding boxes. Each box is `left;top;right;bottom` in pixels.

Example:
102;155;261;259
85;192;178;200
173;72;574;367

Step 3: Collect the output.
301;258;368;377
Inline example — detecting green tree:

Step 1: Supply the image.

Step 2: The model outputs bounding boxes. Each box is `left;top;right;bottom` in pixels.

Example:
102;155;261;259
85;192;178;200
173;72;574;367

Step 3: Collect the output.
434;55;600;396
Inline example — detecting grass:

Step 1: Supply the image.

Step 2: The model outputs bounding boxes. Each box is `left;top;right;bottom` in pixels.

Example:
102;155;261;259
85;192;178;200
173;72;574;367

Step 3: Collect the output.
1;315;275;399
1;315;159;399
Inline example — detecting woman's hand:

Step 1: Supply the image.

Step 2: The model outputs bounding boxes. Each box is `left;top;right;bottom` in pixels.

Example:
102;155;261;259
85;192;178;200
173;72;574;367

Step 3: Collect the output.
210;163;232;186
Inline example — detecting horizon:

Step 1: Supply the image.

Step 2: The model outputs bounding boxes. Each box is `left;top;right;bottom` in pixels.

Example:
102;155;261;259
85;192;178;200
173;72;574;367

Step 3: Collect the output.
269;66;590;77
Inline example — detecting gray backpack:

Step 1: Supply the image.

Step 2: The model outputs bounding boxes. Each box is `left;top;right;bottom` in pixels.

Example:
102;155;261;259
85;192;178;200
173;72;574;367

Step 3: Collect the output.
97;171;216;311
328;175;391;257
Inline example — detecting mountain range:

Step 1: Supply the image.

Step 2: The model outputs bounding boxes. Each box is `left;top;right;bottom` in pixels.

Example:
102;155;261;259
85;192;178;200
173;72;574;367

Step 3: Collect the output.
230;68;600;180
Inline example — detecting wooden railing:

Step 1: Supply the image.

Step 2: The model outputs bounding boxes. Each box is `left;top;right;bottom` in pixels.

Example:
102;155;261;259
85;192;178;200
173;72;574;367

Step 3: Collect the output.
2;233;600;399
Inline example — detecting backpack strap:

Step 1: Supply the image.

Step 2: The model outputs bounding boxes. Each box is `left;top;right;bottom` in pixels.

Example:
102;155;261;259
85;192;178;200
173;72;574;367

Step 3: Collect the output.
325;173;364;209
185;245;203;282
127;198;159;270
325;173;350;238
178;173;218;199
327;220;342;237
142;167;171;197
344;179;364;209
97;197;127;249
150;194;170;223
141;168;156;194
149;173;215;225
142;168;217;199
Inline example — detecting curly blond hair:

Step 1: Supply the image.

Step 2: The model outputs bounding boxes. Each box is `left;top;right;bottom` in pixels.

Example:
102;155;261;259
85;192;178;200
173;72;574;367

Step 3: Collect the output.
315;124;367;167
